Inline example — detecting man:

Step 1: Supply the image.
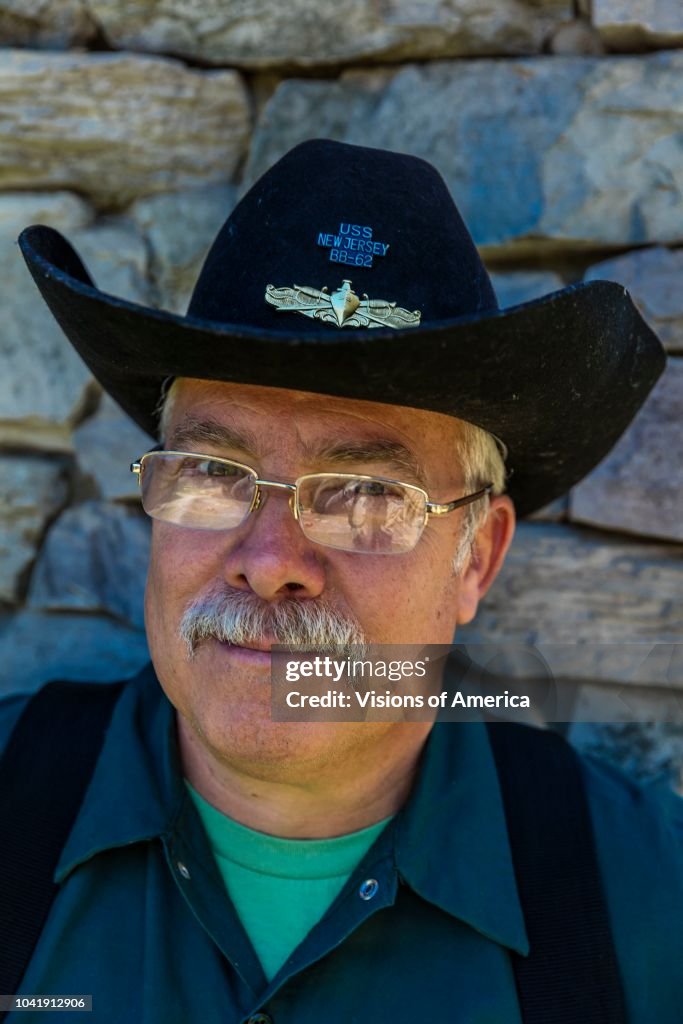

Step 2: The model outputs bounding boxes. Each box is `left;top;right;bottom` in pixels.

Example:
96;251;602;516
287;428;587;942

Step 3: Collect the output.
2;140;681;1022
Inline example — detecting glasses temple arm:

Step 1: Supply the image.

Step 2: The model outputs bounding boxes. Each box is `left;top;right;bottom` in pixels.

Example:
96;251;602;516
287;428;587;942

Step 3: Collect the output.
426;484;492;517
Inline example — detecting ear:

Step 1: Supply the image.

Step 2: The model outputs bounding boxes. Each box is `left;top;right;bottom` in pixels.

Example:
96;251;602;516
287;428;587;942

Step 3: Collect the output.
455;495;516;625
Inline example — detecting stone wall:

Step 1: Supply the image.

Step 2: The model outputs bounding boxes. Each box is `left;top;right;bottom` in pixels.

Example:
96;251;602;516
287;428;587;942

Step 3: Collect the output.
0;1;682;788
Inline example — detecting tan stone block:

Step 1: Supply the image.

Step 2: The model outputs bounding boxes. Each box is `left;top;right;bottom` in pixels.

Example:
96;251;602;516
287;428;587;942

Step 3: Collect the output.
593;0;683;50
585;248;683;354
246;53;683;254
569;691;683;791
89;0;572;67
128;185;238;314
0;0;96;47
0;455;69;604
489;270;566;309
0;610;149;695
570;360;683;543
27;500;150;629
460;523;683;681
0;193;95;449
0;51;249;209
0;194;152;449
547;18;605;54
74;394;154;501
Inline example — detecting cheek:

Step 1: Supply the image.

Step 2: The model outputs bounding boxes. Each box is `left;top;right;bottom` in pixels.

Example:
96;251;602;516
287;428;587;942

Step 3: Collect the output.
146;524;175;603
144;525;209;643
144;525;224;715
145;531;174;657
338;547;460;644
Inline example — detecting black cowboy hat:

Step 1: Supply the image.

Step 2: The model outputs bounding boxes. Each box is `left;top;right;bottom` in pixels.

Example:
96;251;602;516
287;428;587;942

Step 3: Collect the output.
18;139;665;516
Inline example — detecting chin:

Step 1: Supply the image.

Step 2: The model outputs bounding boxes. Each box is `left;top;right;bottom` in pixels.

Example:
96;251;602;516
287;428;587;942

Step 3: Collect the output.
195;710;360;777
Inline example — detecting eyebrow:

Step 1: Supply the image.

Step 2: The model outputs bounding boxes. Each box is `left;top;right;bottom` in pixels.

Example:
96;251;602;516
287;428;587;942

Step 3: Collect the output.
166;417;259;457
309;439;427;485
166;417;426;485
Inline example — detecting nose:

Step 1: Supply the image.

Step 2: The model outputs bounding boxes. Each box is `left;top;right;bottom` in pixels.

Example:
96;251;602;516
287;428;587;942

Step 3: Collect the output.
222;485;327;601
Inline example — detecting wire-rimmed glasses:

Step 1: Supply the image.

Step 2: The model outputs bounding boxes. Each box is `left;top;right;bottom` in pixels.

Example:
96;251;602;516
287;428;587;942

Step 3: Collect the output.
130;450;492;555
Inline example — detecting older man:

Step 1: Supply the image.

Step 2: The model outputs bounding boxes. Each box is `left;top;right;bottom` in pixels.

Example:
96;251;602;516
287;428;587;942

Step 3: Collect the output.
2;140;681;1023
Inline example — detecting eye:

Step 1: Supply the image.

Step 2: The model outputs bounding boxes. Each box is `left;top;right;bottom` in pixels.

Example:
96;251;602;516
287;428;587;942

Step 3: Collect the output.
205;459;243;478
350;480;390;498
174;457;246;481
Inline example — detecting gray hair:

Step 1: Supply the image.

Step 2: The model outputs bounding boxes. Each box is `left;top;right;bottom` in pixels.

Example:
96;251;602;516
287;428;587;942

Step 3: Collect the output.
157;378;507;575
449;421;507;573
155;376;178;440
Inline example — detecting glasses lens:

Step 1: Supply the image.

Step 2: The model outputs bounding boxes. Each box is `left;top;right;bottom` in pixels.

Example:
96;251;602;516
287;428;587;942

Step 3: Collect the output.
297;475;427;554
139;453;257;530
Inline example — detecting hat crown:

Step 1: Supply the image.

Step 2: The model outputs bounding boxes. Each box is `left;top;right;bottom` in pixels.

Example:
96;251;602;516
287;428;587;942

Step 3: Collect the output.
18;136;665;518
187;139;498;330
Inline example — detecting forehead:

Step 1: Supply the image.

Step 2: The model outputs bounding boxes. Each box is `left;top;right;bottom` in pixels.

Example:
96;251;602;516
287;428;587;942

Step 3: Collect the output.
166;378;463;454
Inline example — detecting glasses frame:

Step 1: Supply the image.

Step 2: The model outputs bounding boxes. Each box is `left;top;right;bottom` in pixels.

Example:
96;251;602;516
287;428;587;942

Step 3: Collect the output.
130;449;493;553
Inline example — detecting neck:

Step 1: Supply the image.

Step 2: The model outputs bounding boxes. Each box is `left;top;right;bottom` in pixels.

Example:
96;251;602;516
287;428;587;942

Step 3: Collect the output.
177;717;432;838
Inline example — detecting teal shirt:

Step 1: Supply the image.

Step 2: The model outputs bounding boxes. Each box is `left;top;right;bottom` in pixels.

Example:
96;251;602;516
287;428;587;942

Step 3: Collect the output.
186;782;393;981
1;664;682;1023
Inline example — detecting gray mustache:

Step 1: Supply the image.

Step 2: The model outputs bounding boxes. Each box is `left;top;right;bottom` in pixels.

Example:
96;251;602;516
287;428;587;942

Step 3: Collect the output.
179;583;367;659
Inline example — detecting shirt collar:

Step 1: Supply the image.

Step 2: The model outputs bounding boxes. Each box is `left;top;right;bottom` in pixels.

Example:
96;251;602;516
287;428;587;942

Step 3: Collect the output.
56;664;528;956
56;664;183;883
394;718;529;956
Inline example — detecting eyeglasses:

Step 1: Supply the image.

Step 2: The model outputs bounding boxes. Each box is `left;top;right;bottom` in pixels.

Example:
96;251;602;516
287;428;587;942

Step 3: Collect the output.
130;450;492;555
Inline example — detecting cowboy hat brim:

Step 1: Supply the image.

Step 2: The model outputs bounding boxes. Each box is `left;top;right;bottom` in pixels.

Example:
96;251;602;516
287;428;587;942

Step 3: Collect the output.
19;224;665;517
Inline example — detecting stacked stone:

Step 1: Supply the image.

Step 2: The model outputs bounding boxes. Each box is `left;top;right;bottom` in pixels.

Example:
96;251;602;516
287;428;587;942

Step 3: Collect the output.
0;0;681;786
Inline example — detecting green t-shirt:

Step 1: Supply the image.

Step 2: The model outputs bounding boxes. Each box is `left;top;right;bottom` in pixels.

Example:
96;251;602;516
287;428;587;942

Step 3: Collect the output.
186;781;394;981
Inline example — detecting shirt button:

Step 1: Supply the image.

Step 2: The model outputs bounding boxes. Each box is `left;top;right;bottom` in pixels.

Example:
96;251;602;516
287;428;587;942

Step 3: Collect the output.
359;878;379;901
176;861;191;880
246;1015;272;1024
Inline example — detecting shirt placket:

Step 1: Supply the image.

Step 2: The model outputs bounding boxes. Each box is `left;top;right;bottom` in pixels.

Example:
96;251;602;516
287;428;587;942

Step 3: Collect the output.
165;810;399;1023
